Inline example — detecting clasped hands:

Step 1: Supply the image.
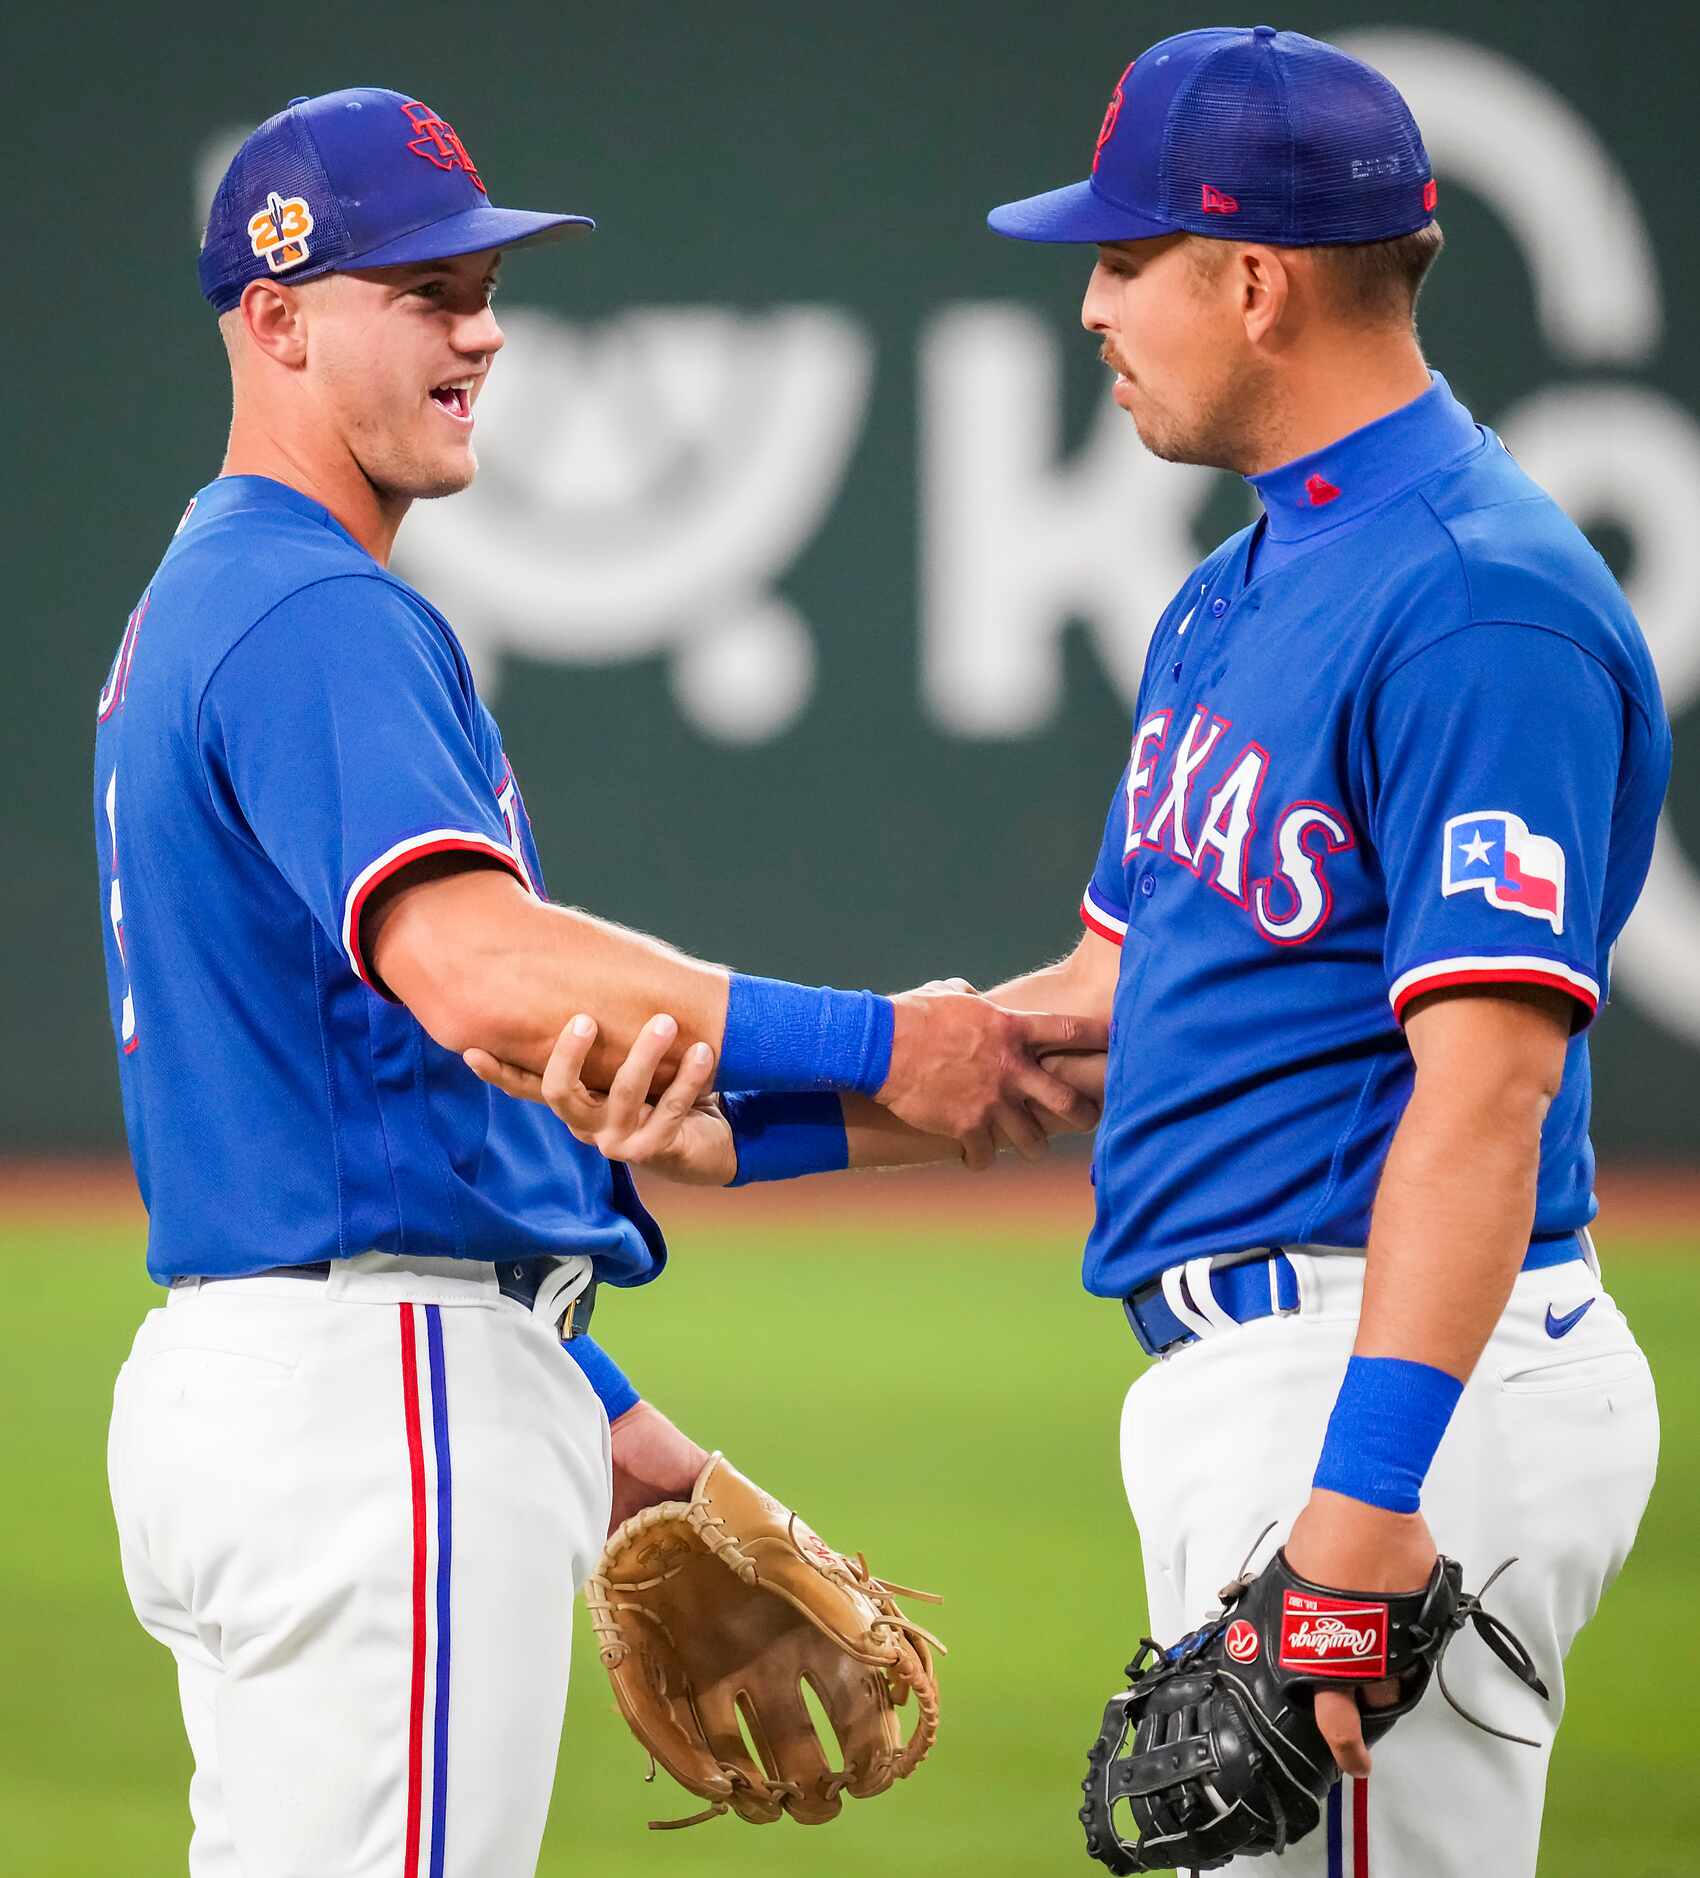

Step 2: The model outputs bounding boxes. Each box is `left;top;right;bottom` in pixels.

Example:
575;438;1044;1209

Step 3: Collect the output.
463;978;1107;1184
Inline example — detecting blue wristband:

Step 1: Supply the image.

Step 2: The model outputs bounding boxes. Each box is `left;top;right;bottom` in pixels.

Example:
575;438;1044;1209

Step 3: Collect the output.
719;973;894;1096
721;1091;850;1185
561;1334;639;1422
1312;1354;1464;1514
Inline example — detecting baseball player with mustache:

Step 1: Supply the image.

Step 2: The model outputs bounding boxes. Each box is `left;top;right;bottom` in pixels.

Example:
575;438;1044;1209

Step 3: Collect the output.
492;28;1671;1875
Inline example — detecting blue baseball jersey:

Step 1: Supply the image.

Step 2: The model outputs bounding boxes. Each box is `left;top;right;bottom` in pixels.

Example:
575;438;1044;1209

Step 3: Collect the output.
93;475;665;1286
1080;375;1670;1299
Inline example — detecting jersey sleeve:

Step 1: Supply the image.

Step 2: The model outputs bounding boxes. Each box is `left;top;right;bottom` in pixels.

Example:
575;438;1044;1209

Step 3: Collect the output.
1365;623;1623;1028
1081;764;1131;945
200;576;529;993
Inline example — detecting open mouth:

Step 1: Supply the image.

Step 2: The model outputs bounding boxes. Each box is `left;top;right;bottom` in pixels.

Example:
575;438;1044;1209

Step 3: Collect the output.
428;378;475;422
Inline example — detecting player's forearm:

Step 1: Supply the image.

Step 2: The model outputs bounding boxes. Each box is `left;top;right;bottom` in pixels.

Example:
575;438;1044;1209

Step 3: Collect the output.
1354;1067;1549;1381
986;928;1120;1020
373;869;730;1086
378;867;1105;1142
841;1095;968;1168
1308;990;1568;1520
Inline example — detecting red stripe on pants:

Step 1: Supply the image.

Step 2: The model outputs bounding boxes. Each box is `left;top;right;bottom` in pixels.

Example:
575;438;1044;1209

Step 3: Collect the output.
1354;1775;1370;1876
401;1306;428;1878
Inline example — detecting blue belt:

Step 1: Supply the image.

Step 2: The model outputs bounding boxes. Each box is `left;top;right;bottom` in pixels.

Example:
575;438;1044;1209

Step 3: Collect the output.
1123;1232;1587;1359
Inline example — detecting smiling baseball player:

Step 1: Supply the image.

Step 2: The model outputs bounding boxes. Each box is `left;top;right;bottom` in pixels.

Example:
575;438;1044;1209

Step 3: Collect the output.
484;27;1674;1876
94;87;1097;1877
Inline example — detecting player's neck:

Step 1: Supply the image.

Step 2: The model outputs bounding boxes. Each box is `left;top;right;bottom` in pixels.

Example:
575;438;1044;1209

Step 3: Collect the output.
1243;336;1433;479
221;417;409;566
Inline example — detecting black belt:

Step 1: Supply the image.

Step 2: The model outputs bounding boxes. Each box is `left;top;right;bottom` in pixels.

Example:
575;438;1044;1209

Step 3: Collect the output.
189;1258;599;1341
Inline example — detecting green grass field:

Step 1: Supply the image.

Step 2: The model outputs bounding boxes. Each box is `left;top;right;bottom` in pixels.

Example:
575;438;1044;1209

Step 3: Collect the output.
2;1212;1694;1876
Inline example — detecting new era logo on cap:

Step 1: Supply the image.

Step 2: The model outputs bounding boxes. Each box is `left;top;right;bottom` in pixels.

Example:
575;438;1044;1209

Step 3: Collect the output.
988;25;1437;249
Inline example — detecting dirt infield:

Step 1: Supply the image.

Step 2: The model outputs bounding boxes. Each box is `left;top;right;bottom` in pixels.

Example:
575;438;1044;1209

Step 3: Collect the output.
2;1153;1694;1243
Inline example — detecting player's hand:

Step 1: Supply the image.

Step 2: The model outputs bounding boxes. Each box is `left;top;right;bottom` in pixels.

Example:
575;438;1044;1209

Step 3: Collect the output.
464;1014;737;1187
606;1400;711;1534
1040;1048;1106;1107
879;982;1106;1155
1282;1488;1441;1777
904;978;1105;1171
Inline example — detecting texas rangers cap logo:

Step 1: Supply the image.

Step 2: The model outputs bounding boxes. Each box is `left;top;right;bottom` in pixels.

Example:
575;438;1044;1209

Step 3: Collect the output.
400;99;488;195
1092;61;1134;175
1442;810;1566;934
247;191;315;272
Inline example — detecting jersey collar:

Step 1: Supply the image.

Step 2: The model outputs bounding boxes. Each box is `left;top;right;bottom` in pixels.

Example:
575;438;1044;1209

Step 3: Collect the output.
190;474;372;557
1245;371;1483;546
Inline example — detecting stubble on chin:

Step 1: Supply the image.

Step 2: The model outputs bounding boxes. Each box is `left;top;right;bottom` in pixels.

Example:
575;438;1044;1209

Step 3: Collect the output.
410;455;478;501
365;441;479;504
1128;355;1278;475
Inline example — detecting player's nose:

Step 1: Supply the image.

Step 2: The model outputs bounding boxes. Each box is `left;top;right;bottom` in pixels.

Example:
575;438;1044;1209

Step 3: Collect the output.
456;303;505;358
1080;263;1113;335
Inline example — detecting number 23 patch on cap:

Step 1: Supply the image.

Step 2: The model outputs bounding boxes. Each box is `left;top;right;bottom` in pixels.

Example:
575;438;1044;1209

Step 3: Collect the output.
248;191;315;272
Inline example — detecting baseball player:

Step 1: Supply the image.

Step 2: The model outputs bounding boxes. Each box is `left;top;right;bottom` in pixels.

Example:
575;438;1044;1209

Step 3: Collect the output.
488;29;1673;1875
94;88;1099;1877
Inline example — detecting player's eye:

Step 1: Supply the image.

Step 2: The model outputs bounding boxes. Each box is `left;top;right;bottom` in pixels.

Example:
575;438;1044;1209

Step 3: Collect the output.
410;281;445;301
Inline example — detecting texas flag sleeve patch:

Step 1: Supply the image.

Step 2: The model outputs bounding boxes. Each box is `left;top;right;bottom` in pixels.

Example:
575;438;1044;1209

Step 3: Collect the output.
1440;810;1566;933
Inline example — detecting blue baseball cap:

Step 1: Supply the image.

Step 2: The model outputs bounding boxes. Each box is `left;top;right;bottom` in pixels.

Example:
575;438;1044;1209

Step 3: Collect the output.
989;25;1435;247
199;87;592;312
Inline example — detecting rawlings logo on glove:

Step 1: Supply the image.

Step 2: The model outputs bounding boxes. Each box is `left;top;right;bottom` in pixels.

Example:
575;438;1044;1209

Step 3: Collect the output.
1279;1593;1389;1675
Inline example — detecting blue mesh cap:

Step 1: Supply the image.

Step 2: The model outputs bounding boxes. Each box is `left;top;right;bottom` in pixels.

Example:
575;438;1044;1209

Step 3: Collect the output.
198;88;593;312
988;25;1436;247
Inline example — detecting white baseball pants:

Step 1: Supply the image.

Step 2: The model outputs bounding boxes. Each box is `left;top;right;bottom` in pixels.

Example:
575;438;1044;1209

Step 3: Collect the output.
1119;1244;1658;1878
107;1254;612;1878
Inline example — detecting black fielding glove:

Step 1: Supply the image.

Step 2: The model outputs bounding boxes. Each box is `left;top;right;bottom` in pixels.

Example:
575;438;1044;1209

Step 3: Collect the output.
1079;1546;1549;1873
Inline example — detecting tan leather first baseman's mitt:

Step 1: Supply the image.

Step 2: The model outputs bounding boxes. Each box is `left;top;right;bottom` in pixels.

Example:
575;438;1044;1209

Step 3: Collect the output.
585;1452;942;1828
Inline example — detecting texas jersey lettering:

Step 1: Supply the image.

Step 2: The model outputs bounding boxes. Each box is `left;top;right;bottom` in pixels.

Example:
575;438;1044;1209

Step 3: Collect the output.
1114;704;1354;945
1079;376;1668;1297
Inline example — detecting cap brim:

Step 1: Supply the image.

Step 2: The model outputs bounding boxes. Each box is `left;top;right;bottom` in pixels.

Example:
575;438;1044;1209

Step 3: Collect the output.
987;179;1176;244
342;204;594;272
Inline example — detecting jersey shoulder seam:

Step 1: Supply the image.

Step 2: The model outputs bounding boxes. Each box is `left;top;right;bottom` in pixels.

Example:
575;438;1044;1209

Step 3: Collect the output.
191;571;448;796
1370;616;1656;733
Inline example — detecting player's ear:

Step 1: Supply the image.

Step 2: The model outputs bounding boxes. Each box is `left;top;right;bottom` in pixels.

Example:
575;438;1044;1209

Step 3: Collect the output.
1237;246;1290;345
238;279;309;369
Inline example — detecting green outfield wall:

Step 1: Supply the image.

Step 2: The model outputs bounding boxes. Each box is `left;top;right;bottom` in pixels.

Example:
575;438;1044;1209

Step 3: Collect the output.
13;1;1700;1153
